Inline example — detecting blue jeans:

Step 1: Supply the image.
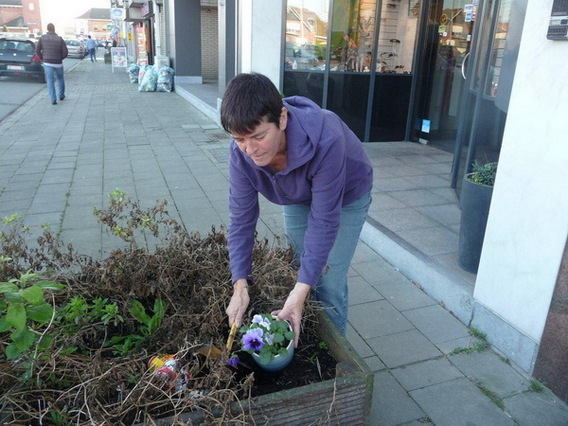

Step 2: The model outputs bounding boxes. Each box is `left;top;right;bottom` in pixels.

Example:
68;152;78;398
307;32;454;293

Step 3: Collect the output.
44;65;65;102
89;48;96;62
283;191;371;335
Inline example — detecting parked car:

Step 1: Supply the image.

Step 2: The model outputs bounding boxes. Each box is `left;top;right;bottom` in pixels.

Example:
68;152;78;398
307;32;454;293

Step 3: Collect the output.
0;37;45;82
284;41;320;70
65;39;86;58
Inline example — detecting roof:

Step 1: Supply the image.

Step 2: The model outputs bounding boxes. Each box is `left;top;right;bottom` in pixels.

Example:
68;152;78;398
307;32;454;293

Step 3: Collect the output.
3;16;24;27
0;35;35;42
0;0;23;6
76;8;112;20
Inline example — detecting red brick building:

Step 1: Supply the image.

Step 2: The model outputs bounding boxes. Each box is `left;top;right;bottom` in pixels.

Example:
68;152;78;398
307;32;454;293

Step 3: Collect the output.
0;0;42;36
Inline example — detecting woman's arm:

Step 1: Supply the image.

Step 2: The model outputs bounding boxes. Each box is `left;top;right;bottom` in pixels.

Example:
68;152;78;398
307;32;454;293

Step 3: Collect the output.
226;145;259;325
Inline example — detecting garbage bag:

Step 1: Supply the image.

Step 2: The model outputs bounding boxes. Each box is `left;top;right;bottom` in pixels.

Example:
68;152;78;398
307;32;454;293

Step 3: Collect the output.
138;64;149;85
157;66;175;92
138;65;158;92
128;64;140;84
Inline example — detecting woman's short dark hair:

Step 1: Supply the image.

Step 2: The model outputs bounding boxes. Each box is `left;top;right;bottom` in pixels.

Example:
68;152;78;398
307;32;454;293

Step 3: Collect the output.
220;73;283;135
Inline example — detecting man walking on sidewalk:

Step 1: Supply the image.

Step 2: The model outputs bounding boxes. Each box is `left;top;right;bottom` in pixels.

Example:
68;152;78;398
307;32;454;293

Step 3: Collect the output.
36;23;68;105
86;35;97;63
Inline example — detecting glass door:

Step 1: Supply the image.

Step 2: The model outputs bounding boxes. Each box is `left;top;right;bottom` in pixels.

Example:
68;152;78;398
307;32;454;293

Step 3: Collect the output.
450;0;527;191
413;0;476;152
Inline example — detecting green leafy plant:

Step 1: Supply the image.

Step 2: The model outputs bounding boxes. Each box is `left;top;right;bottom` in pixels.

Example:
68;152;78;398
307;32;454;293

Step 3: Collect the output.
0;270;65;359
468;160;498;186
59;295;89;325
129;299;167;335
59;296;123;330
108;298;167;355
529;378;545;392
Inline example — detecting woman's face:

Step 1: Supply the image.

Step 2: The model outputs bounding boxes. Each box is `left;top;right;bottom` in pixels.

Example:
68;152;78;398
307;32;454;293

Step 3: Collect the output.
231;108;288;168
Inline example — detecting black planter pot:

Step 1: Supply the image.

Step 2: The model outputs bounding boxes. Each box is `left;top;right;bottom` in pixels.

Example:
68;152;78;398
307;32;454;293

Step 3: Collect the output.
458;175;494;273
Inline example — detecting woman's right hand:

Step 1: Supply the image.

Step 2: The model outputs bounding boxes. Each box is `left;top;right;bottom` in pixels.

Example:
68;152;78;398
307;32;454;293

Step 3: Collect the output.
226;278;250;327
271;282;311;347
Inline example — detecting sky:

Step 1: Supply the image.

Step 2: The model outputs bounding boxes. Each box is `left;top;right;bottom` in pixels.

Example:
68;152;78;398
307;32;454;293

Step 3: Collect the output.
39;0;111;32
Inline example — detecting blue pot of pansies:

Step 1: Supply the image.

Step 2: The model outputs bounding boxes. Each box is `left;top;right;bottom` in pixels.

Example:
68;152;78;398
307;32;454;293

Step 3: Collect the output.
228;314;295;372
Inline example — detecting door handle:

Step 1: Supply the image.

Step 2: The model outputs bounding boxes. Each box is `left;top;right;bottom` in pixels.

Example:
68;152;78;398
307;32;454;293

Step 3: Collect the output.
461;52;470;80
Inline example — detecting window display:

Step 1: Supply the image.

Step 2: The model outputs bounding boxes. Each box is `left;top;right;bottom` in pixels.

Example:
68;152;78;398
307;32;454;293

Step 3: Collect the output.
329;0;376;72
285;0;418;74
328;0;418;73
377;0;419;73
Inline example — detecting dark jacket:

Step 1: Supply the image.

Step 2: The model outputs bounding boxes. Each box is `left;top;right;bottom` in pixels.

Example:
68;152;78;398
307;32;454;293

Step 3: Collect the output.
228;96;373;287
36;31;68;64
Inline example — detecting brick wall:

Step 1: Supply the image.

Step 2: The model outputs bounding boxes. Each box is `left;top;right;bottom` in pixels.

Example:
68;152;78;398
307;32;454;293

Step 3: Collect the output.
0;6;23;30
22;0;41;34
200;6;218;81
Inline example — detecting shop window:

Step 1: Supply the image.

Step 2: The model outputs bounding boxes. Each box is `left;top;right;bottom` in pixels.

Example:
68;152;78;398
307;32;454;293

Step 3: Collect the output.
285;0;329;71
376;0;419;74
330;0;376;72
327;0;419;74
284;0;422;141
285;0;418;73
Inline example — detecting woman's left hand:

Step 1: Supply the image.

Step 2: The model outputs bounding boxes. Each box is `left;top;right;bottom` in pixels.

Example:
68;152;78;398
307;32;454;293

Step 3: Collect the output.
272;282;311;347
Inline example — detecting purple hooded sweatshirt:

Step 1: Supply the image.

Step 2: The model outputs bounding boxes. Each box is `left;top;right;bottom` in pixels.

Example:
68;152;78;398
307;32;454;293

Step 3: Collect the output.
228;96;373;287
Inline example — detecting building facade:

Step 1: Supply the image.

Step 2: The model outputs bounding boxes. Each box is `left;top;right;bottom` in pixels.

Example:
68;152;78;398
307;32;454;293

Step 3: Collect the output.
0;0;42;36
75;8;113;41
119;0;568;401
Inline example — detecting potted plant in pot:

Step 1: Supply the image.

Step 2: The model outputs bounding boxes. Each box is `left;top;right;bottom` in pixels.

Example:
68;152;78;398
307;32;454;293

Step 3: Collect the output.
458;160;498;273
230;313;296;372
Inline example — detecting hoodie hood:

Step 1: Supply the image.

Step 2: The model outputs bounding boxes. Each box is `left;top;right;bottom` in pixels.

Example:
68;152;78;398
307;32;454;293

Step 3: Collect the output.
283;96;325;172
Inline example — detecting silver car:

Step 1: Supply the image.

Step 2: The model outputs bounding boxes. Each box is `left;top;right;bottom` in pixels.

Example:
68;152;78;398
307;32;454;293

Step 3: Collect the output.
64;39;86;58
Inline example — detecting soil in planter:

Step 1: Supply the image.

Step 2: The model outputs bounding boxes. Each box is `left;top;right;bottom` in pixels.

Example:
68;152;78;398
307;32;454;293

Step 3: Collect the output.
232;329;337;398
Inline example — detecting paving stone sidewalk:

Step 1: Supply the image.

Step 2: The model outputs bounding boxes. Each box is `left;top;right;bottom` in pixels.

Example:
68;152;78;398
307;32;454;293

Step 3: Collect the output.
1;60;567;425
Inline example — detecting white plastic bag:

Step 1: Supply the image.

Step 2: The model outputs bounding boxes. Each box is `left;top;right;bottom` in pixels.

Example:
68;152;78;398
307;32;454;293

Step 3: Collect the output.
128;64;140;84
138;65;157;92
157;66;175;92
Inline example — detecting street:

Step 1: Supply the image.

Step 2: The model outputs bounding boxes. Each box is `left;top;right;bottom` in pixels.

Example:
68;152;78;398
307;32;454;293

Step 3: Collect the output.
0;56;83;121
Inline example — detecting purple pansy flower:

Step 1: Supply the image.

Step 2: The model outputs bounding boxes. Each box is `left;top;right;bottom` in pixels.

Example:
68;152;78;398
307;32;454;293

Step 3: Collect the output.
242;328;264;351
227;355;239;368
